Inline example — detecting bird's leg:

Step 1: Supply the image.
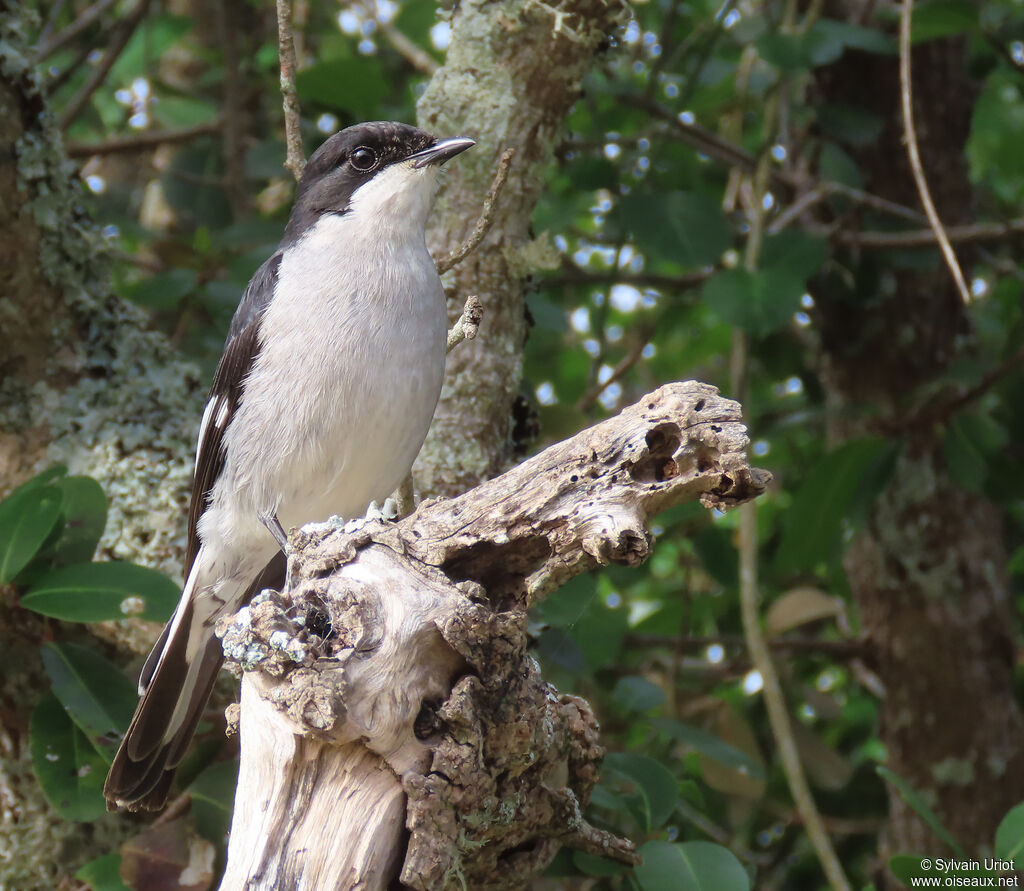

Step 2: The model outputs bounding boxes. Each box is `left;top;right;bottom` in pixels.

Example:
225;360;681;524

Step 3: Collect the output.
259;512;298;592
259;512;289;552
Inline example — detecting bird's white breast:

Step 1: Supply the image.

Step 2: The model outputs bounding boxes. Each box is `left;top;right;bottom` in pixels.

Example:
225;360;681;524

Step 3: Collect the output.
202;200;447;562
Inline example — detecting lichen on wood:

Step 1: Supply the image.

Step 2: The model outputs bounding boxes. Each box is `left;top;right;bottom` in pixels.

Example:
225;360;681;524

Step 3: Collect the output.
218;381;769;891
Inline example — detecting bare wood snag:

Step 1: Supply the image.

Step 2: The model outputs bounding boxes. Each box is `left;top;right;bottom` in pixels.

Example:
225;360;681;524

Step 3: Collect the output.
217;381;769;890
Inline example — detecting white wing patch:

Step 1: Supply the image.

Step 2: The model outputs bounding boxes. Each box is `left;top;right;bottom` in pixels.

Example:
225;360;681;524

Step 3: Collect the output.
195;396;226;467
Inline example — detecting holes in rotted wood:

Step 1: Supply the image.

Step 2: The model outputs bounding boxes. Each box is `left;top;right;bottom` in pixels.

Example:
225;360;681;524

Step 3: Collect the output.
414;700;444;740
694;398;705;411
628;423;681;483
304;604;334;641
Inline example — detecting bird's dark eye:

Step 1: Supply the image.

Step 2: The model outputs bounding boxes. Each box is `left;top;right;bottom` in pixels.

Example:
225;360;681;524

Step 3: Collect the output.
349;147;377;171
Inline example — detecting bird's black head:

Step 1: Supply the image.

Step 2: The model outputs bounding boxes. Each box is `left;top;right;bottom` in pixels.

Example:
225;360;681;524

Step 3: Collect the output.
284;121;474;244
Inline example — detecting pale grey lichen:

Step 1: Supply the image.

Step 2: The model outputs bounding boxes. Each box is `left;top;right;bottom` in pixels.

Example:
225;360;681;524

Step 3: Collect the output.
0;7;202;886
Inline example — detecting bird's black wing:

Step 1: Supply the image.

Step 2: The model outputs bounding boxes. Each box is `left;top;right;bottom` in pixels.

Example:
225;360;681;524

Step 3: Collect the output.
183;252;282;576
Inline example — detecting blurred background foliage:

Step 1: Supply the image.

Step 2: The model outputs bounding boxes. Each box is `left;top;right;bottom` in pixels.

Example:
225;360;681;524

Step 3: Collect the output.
6;0;1024;888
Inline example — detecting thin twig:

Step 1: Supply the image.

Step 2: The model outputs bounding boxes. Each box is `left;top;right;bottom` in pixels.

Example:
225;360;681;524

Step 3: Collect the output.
43;41;94;96
58;0;151;131
66;121;221;158
33;0;119;64
276;0;305;181
841;217;1024;249
446;296;484;353
899;0;971;304
739;505;851;891
550;266;713;292
625;633;863;658
576;336;649;412
436;149;515;275
624;92;933;228
37;0;69;50
380;20;438;75
731;92;852;891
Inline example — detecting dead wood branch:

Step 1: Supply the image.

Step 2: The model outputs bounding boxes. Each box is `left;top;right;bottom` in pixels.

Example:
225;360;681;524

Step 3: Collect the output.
217;381;769;891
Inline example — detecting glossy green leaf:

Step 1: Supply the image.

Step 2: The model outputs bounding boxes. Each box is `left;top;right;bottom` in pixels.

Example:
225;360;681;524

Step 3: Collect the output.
573;850;626;876
611;676;666;713
888;855;931;885
22;561;179;623
75;854;132;891
52;476;108;565
603;752;679;829
652;718;765;779
691;524;738;588
190;759;238;843
876;766;965;857
813;19;896;54
617;192;733;268
123;268;197;311
701;267;805;336
910;1;979;42
31;691;108;822
634;840;750;891
995;801;1024;861
0;485;64;583
41;642;136;760
111;15;192;81
776;438;899;572
296;57;387;117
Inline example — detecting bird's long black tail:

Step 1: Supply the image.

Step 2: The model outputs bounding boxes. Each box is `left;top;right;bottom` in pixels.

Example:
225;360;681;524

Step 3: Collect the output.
104;552;286;811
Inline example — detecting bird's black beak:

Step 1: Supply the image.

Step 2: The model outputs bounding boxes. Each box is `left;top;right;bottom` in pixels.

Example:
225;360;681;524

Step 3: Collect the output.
409;136;476;169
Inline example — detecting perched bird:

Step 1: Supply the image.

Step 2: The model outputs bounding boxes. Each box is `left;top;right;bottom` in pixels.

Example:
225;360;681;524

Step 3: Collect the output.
104;121;474;810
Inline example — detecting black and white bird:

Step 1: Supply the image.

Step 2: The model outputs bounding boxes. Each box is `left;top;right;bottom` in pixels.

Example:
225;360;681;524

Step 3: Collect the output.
104;121;474;810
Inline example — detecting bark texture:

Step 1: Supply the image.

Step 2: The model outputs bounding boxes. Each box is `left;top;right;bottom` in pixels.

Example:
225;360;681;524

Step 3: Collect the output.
415;0;630;498
218;382;768;891
0;7;201;887
813;30;1024;873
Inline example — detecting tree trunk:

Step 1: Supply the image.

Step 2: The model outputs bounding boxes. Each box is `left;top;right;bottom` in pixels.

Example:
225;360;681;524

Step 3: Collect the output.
0;6;203;886
217;382;768;890
813;32;1024;873
415;0;630;497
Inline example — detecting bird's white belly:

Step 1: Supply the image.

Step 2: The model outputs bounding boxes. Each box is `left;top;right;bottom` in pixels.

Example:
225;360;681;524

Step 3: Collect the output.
200;213;446;564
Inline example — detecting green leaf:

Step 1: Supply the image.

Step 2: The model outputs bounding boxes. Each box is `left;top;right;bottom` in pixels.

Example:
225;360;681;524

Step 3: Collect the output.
612;676;666;713
189;759;238;843
111;15;192;82
876;766;965;857
52;476;108;564
41;642;137;760
123;269;198;311
760;230;828;281
31;691;108;821
944;410;1008;493
701;267;805;336
22;561;179;623
995;801;1024;861
691;524;738;588
910;1;979;43
573;850;626;876
296;57;387;117
634;840;750;891
617;192;733;268
776;438;899;572
652;718;765;779
75;854;132;891
813;19;896;55
603;752;679;829
887;855;932;885
0;484;64;583
534;573;597;627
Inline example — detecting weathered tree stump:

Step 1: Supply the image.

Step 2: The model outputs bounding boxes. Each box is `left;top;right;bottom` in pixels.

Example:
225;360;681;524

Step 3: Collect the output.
215;381;769;890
